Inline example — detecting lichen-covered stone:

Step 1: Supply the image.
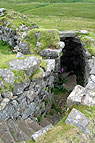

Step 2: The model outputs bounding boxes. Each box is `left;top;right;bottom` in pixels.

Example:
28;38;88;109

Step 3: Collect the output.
32;124;53;142
65;108;90;135
9;56;41;77
39;48;62;59
0;69;15;84
67;85;95;107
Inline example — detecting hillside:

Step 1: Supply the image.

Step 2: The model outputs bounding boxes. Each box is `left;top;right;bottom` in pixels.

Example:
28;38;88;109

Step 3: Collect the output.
0;2;95;32
1;0;95;3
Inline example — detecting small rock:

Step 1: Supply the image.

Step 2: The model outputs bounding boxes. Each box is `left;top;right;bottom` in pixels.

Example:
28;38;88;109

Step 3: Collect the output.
79;30;88;35
1;98;10;110
57;41;65;49
35;32;41;40
16;52;24;58
36;42;41;47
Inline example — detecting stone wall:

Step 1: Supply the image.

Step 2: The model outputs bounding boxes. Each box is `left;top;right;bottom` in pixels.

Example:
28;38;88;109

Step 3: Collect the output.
59;31;92;86
0;56;56;121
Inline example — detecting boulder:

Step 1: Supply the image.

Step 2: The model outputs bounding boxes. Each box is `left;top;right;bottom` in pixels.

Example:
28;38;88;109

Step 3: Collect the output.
65;108;90;135
9;56;41;77
67;85;95;107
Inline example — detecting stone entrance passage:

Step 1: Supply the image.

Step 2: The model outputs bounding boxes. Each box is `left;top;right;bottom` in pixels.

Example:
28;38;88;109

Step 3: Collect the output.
60;37;86;86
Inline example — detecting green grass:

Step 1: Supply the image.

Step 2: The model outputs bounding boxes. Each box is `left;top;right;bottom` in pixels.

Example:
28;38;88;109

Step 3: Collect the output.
0;2;95;32
26;105;95;143
25;28;60;54
0;41;16;69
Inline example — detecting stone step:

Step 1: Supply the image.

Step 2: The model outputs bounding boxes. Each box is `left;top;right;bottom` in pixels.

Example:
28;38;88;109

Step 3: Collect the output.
0;118;16;143
17;120;34;137
39;117;52;127
25;118;42;132
7;119;29;142
46;114;62;125
32;124;53;142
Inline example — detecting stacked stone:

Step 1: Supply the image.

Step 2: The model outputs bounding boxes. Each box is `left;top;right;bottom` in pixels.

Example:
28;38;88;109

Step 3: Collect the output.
0;8;38;54
39;41;65;84
0;56;55;121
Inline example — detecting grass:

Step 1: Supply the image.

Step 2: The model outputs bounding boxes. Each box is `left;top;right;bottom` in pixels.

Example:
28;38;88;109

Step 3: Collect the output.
25;28;60;54
0;41;16;69
0;2;95;32
26;105;95;143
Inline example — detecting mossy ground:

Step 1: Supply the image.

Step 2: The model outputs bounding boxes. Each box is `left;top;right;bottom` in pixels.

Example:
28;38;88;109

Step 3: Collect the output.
0;9;35;31
25;28;60;54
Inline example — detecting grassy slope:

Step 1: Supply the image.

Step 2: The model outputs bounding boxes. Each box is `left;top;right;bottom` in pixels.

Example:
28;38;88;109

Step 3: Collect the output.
26;105;95;143
1;0;95;3
0;2;95;32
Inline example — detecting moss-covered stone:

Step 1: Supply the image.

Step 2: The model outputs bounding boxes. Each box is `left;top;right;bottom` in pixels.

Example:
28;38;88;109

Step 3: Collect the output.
30;67;44;80
24;28;60;54
0;9;36;31
12;70;29;84
80;36;95;55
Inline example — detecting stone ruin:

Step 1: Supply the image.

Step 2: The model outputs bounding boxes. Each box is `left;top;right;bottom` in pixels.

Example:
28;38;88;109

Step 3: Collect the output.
0;8;95;143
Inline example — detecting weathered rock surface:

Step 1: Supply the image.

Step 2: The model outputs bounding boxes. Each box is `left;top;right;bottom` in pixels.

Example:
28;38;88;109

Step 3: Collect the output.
39;48;62;59
59;31;76;40
67;85;95;107
0;69;15;84
9;56;41;77
57;41;65;49
65;108;90;135
45;59;55;72
13;79;30;95
32;124;53;142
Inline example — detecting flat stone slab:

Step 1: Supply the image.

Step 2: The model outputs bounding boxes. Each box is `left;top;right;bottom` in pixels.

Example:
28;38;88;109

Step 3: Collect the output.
32;124;53;142
9;56;41;77
59;31;76;39
39;48;62;59
65;108;90;135
67;85;95;107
